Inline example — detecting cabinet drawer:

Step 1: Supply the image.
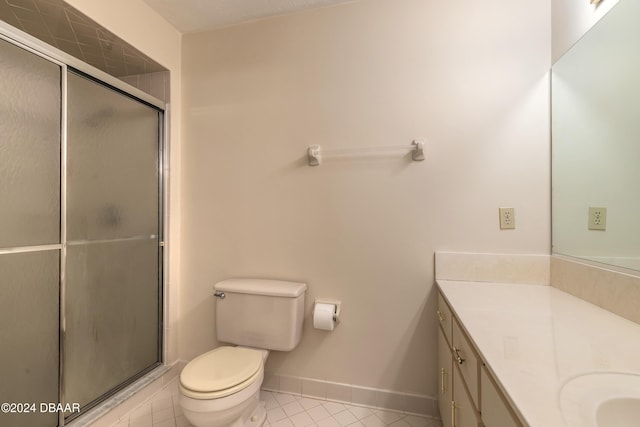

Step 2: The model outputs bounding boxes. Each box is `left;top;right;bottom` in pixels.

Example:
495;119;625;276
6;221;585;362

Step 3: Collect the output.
437;293;453;345
480;366;522;427
452;318;479;410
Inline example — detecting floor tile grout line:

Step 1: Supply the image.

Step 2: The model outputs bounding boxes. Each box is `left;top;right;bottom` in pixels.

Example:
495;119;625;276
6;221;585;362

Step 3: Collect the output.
113;379;442;427
264;391;437;424
261;388;435;420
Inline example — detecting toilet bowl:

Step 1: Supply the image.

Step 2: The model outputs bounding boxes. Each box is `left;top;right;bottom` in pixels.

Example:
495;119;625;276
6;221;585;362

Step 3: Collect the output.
179;346;269;427
178;278;306;427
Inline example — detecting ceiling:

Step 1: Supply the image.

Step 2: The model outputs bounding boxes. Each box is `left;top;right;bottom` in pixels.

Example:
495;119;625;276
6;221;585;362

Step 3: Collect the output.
142;0;359;33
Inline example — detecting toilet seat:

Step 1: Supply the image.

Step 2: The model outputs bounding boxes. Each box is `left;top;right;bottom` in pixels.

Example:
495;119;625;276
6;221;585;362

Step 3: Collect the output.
180;346;263;399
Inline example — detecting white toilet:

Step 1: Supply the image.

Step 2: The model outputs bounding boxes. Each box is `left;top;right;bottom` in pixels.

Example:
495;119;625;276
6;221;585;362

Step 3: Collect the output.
179;279;307;427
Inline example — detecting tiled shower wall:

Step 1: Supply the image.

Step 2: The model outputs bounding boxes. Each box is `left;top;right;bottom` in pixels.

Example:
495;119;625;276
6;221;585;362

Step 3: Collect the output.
121;71;170;102
0;0;169;101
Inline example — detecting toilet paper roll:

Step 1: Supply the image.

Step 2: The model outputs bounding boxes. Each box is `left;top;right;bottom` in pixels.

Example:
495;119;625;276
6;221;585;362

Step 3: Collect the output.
313;303;336;331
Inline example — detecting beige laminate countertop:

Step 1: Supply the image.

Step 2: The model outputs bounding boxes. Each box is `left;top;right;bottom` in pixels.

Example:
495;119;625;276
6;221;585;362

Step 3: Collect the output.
437;280;640;427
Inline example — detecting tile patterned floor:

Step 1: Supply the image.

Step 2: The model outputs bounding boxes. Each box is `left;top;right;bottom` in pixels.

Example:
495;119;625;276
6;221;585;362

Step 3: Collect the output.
111;379;442;427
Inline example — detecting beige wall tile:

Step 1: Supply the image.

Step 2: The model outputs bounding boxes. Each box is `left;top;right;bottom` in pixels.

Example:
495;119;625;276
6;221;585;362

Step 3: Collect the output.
302;378;327;399
351;387;378;408
279;376;303;395
150;71;168;101
263;372;280;391
326;382;351;403
376;390;407;412
404;394;433;417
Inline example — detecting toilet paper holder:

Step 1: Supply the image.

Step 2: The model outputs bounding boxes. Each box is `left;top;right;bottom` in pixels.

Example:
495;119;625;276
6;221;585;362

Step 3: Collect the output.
315;299;341;323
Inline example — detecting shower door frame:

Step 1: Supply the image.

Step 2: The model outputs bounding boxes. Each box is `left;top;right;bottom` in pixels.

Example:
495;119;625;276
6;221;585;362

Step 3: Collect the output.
0;21;168;427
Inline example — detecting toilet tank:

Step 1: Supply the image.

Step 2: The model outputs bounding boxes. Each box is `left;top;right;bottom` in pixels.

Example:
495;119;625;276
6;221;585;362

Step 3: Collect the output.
214;279;307;351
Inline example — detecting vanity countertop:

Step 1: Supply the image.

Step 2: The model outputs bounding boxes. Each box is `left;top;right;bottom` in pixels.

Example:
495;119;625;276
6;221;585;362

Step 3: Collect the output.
437;280;640;427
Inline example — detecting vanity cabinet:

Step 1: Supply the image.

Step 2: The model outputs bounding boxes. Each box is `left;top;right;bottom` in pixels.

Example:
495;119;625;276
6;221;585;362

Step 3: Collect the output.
480;366;521;427
437;325;454;427
437;293;522;427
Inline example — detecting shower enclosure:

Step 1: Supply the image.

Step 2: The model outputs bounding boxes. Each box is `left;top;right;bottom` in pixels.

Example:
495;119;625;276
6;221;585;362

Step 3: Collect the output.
0;28;165;427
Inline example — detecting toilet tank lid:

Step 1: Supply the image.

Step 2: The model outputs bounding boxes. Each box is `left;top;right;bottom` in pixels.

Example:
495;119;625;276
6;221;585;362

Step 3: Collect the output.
215;279;306;297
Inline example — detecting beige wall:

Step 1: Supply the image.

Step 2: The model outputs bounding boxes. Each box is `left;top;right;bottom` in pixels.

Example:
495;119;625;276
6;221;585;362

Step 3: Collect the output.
182;0;550;397
65;0;183;364
551;0;620;62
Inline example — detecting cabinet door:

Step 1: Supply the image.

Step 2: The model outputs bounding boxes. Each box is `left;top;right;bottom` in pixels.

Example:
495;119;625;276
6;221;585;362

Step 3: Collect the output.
481;366;522;427
453;365;480;427
438;326;453;427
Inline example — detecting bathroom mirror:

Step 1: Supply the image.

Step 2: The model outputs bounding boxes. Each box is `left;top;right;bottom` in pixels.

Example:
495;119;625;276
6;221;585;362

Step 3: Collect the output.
552;0;640;271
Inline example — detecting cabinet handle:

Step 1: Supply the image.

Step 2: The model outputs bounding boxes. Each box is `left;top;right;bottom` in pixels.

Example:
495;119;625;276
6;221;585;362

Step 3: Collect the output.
453;347;465;365
437;309;446;323
451;400;456;427
440;368;447;395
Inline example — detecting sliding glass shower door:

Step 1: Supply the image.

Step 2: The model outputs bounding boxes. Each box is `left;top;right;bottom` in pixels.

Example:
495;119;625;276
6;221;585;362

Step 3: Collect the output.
0;34;164;426
0;37;61;427
64;71;163;411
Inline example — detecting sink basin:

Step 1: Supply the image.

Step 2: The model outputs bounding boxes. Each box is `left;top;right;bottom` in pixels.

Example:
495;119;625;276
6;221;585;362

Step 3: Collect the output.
559;373;640;427
597;397;640;427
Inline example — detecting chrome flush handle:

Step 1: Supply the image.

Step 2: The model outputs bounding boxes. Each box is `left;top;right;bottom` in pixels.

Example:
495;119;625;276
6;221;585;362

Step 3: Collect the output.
214;291;225;299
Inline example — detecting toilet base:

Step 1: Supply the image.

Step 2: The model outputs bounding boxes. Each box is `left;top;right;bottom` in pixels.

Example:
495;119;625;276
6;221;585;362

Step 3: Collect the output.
180;368;265;427
233;401;266;427
182;395;266;427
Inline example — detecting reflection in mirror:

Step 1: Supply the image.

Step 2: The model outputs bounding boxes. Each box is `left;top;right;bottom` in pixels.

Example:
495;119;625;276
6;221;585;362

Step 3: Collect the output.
552;0;640;271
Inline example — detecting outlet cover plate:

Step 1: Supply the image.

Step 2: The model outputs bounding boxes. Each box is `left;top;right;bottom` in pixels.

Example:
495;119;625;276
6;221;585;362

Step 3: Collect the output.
499;207;515;229
588;207;607;230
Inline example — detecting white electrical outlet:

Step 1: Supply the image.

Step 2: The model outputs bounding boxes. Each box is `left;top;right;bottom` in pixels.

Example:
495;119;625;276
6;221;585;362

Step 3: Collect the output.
588;207;607;230
499;207;515;229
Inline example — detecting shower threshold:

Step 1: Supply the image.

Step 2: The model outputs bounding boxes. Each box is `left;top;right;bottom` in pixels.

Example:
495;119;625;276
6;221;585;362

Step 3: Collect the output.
65;363;175;427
